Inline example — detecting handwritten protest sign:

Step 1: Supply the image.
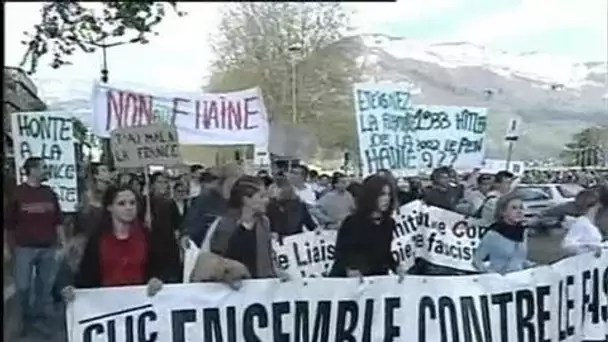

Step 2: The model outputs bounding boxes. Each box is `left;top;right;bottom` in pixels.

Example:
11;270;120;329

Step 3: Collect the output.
11;112;78;212
110;124;182;168
353;83;417;177
274;201;485;279
412;105;487;171
92;83;270;147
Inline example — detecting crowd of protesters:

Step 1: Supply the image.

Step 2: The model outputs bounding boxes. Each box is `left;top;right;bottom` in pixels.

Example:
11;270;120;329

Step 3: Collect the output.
521;168;608;186
4;157;607;338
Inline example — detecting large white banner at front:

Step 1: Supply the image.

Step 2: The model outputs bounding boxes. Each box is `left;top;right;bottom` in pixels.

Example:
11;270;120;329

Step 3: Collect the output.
68;253;608;342
11;111;78;212
92;83;270;146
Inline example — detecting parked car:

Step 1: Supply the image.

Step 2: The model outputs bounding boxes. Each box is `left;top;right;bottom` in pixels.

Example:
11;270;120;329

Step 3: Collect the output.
512;184;583;229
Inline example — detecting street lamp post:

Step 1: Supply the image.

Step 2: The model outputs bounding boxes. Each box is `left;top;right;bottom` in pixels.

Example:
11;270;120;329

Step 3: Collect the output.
100;44;114;168
288;44;302;124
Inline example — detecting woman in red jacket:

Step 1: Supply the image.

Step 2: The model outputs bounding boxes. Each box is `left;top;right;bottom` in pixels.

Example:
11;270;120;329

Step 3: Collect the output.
62;185;164;300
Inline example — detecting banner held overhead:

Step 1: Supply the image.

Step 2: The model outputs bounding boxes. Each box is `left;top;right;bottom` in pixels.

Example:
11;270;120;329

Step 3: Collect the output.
92;83;270;147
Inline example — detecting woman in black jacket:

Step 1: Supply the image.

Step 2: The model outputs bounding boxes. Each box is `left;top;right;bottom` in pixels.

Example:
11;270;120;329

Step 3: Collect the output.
330;175;406;280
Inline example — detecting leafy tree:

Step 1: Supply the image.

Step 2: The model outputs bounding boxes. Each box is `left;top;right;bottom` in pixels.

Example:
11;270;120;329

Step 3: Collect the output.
20;2;185;74
207;3;362;156
560;127;608;166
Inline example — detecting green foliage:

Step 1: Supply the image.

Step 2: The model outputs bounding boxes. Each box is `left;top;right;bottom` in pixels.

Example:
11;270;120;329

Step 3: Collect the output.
20;2;184;74
207;3;362;156
560;127;608;166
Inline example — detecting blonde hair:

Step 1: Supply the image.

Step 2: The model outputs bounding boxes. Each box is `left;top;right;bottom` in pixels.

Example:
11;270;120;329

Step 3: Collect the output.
493;191;522;223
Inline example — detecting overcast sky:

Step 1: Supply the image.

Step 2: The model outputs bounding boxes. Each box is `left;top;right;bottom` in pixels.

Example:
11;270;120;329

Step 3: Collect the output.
5;0;607;97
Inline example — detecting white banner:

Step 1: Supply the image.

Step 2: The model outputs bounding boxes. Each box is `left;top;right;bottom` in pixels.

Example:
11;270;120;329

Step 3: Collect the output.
414;105;487;171
272;201;484;279
11;111;78;212
67;253;608;342
92;83;270;146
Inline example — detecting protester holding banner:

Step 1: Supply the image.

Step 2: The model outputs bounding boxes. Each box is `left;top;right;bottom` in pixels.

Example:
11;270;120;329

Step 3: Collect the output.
562;188;604;257
5;157;65;338
317;172;355;230
266;176;318;237
329;175;406;280
207;175;278;279
473;191;536;274
65;185;164;295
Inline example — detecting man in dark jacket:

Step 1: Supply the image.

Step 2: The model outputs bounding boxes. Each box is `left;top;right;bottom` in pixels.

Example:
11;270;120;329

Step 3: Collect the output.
423;167;458;211
181;169;229;248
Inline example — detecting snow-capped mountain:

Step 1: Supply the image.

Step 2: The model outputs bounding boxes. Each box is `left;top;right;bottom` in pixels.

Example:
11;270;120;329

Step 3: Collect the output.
31;33;607;160
343;34;607;159
360;34;606;90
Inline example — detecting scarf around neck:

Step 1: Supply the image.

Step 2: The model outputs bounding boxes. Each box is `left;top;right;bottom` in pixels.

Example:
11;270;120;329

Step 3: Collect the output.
491;220;525;242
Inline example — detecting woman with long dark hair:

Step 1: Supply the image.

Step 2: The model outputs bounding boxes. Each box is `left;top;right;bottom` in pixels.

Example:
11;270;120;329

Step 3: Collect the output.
61;186;165;300
329;175;406;280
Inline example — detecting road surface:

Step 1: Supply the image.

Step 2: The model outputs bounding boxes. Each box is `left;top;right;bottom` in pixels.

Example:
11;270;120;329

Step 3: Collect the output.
2;230;571;342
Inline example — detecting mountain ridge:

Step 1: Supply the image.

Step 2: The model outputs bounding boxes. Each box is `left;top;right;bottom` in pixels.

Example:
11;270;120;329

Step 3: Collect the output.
341;34;607;160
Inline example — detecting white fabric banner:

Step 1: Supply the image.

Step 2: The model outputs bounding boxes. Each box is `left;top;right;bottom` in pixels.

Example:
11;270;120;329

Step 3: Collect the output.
272;200;484;279
67;253;607;342
92;83;270;146
11;111;78;212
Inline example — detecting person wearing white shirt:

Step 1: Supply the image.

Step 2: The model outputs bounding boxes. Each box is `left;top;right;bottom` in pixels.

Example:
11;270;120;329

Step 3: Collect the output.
562;189;604;257
289;164;317;206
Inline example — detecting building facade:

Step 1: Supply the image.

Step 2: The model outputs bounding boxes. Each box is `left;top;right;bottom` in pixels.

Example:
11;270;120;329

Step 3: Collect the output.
3;67;47;177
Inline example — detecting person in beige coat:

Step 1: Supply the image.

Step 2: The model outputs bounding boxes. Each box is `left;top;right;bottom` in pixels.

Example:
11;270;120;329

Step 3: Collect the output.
189;175;286;289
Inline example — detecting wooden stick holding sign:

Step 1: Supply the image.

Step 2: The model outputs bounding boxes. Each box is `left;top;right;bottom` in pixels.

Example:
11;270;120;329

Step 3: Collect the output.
143;167;153;229
110;123;183;229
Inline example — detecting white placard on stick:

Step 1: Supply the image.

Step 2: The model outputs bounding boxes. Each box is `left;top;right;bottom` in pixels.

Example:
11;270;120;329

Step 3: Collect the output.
110;124;182;168
412;105;488;171
353;83;417;177
11;111;78;212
